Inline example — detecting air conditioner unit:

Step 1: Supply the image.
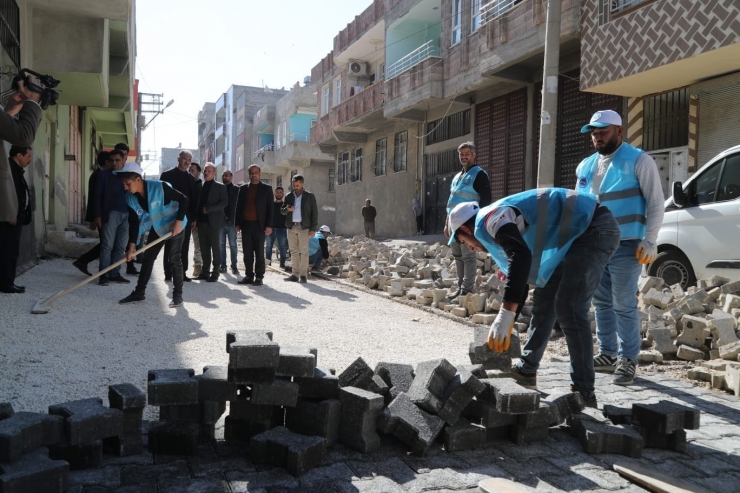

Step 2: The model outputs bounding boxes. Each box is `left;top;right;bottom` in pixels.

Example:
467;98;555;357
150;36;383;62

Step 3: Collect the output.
348;61;368;77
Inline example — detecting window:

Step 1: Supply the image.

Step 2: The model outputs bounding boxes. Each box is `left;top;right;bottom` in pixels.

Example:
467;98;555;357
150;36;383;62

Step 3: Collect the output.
394;131;408;172
451;0;462;46
374;138;387;176
642;89;689;152
337;152;349;185
276;175;282;190
0;0;20;67
716;154;740;202
329;168;336;192
350;148;363;182
334;78;342;106
236;154;243;171
471;0;483;32
691;161;722;205
322;85;331;115
425;109;471;145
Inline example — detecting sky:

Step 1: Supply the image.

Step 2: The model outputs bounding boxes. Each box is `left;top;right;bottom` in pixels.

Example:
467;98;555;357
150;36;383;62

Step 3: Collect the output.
135;0;373;174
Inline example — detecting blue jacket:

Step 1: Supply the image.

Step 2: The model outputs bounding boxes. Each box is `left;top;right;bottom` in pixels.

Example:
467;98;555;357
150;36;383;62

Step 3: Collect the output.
126;180;187;238
475;188;598;287
575;143;646;240
447;165;487;213
308;232;325;256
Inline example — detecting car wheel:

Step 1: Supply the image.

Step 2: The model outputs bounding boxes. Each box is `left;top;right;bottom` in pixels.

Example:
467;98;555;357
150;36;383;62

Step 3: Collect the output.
647;250;697;290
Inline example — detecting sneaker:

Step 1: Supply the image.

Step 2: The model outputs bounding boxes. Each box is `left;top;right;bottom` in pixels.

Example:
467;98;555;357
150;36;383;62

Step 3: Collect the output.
108;275;131;284
238;276;254;285
231;266;239;275
207;274;219;283
253;278;263;286
285;275;299;282
183;276;192;282
613;358;636;386
119;291;145;304
509;365;537;389
169;296;183;308
219;265;227;273
99;277;109;286
594;353;618;372
299;276;307;284
126;266;139;276
72;259;91;276
570;385;598;408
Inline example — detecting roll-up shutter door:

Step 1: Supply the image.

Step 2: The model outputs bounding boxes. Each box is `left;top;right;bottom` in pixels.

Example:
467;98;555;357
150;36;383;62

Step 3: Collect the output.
691;72;740;167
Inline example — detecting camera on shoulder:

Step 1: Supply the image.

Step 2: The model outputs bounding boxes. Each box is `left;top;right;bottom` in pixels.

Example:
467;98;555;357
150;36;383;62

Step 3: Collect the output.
11;68;61;110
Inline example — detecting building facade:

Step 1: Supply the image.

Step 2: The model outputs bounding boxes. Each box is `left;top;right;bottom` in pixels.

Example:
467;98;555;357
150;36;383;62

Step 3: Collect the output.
197;102;215;165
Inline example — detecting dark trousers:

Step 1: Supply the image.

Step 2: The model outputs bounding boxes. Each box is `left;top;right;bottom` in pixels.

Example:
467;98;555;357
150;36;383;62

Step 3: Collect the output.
198;225;221;276
163;222;191;278
415;214;424;233
0;221;23;288
138;229;185;296
242;220;266;280
78;242;101;264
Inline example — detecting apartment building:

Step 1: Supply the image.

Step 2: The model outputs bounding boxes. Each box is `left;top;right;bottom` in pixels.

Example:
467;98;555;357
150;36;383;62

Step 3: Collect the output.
197;102;215;165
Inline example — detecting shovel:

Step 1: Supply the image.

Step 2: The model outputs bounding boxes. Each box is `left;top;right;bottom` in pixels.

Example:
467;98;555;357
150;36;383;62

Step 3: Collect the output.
32;232;172;314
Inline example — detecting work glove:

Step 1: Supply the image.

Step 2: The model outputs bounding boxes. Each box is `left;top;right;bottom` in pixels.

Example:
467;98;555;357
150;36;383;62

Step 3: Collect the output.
487;307;517;353
636;238;657;265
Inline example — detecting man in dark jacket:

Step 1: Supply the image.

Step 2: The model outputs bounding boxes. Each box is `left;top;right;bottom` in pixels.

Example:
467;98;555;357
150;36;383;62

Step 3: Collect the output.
219;170;239;275
94;149;130;286
193;163;228;282
160;150;197;282
189;162;204;278
72;151;111;276
265;186;288;269
235;164;273;286
281;174;318;283
0;146;33;293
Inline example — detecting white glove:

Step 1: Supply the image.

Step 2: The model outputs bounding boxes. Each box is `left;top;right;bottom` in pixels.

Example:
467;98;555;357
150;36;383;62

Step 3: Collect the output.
636;238;657;264
487;307;516;353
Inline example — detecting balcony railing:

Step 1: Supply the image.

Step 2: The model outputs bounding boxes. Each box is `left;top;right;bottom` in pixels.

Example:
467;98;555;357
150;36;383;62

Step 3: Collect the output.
481;0;523;25
289;133;310;143
254;143;274;157
387;40;439;80
610;0;648;14
311;82;385;143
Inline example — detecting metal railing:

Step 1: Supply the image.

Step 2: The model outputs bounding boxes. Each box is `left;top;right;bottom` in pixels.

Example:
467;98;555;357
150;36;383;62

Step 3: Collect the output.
480;0;522;26
386;40;440;80
289;133;310;143
0;0;20;67
253;143;274;157
610;0;647;14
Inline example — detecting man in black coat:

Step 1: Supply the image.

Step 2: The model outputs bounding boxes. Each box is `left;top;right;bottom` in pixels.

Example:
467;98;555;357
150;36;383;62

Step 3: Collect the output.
235;164;273;286
72;151;111;276
193;163;228;282
160;150;197;282
0;146;33;293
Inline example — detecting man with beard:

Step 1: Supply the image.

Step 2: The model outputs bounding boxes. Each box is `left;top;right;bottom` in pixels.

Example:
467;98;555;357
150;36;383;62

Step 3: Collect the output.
265;186;288;269
114;142;139;275
193;163;227;282
72;151;111;276
235;165;273;286
189;162;203;278
160;150;197;282
219;170;240;274
576;110;664;386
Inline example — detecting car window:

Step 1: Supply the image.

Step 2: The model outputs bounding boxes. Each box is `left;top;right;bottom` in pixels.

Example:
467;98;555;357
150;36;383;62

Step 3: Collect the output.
716;154;740;202
691;160;722;205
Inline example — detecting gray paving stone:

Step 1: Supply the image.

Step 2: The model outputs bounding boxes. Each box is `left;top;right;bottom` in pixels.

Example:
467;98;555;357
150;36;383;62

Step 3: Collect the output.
376;392;445;456
276;346;317;378
0;447;69;493
632;400;701;433
338;386;384;453
495;456;563;480
250;426;326;476
346;457;417;482
374;362;415;399
49;439;103;470
398;468;467;493
157;477;231;493
195;366;242;402
109;384;146;411
285;398;340;446
226;330;279;369
0;411;64;462
443;418;486;451
401;451;471;473
509;424;550;445
121;459;190;485
338;357;374;390
686;472;740;493
487;378;540;414
466;400;518;429
147;422;200;456
438;368;485;425
469;326;520;371
573;419;643;458
634;426;686;452
146;369;199;406
406;359;458;414
226;468;299;492
227;367;276;385
0;403;13;421
187;455;255;478
334;476;405;493
445;464;510;489
297;462;354;488
295;367;340;400
49;397;123;446
250;380;299;407
68;465;120;489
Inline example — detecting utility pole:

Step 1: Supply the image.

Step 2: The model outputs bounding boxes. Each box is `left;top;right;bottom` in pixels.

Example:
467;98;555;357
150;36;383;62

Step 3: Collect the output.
136;93;173;163
536;0;562;187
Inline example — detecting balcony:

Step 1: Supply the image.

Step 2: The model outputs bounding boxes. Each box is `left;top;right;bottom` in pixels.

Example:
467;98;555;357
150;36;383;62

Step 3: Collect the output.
333;0;386;66
215;122;226;140
480;0;525;26
385;55;444;119
387;40;439;80
253;145;275;170
310;82;386;144
276;133;335;170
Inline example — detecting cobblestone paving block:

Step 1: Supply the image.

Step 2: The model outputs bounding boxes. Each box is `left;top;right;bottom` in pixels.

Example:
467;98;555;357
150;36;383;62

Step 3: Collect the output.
517;402;555;429
676;345;705;361
406;358;458;414
276;346;317;378
108;384;146;411
146;369;199;406
226;330;279;369
334;476;404;493
225;468;299;491
227;367;276;385
0;447;69;493
634;425;687;452
159;401;226;425
438;368;486;425
376;392;445;456
285;398;341;446
295;367;339;400
469;326;521;371
677;316;709;348
601;405;633;425
224;416;275;443
367;375;391;403
443;418;486;452
250;380;299;407
195;366;242;402
121;459;190;486
464;400;518;429
631;400;701;434
296;462;354;490
720;279;740;294
0;412;63;463
457;364;487;379
147;421;200;456
0;403;13;422
719;340;740;361
49;439;102;470
543;392;585;426
48;397;123;446
103;435;143;458
508;424;549;445
337;357;374;390
157;477;231;493
573;418;643;457
374;362;415;399
250;426;326;476
647;327;678;356
338;386;384;453
67;465;120;490
488;378;540;414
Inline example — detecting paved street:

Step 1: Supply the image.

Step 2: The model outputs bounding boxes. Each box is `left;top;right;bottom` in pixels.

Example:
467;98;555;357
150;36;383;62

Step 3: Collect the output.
2;257;740;492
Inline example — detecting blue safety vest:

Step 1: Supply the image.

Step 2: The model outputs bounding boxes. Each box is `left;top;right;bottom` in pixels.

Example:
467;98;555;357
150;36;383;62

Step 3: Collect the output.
474;188;598;287
126;180;187;238
575;143;646;240
308;232;325;256
447;165;487;213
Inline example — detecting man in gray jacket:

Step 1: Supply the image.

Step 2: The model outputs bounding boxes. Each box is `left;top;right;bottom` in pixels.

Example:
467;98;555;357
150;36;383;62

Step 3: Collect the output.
281;174;318;283
192;163;228;282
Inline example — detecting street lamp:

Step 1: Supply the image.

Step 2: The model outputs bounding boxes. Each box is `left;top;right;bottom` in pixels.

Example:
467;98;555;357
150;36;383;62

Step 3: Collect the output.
136;95;174;163
144;99;174;130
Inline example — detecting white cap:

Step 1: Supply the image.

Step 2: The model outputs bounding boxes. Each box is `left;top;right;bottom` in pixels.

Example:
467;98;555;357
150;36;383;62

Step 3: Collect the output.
581;110;622;133
447;202;480;245
319;225;331;233
112;161;144;176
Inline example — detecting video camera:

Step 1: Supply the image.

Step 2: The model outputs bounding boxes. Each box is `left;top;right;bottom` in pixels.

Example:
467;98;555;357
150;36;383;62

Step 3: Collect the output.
11;68;60;110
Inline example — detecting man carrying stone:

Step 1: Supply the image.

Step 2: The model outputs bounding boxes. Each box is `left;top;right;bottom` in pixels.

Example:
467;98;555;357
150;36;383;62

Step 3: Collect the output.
72;151;111;276
189;162;204;279
444;141;491;303
308;225;331;272
576;110;664;385
193;163;228;282
160;150;196;282
116;162;189;307
282;174;318;283
219;170;240;275
362;199;376;239
265;186;288;270
447;190;620;405
235;164;273;286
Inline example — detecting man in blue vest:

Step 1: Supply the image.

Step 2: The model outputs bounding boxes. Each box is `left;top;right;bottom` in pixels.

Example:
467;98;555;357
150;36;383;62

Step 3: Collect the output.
448;189;620;405
114;162;189;308
308;225;331;272
576;110;664;385
444;141;491;302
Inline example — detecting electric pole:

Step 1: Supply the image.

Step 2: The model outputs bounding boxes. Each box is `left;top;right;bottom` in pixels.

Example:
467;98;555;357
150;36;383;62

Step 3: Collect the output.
136;92;173;163
536;0;562;187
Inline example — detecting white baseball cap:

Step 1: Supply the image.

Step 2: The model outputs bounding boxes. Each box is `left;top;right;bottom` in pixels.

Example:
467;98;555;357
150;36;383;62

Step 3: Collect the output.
580;110;622;133
112;161;144;176
319;225;331;233
447;202;480;245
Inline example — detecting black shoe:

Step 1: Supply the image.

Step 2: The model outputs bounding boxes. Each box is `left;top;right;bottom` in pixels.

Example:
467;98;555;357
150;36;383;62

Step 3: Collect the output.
164;276;172;282
253;278;263;286
196;274;210;281
509;365;537;389
299;276;307;283
13;284;25;293
72;259;91;276
119;291;145;304
231;266;239;275
99;277;109;286
238;276;254;285
285;275;299;282
0;285;23;294
169;296;183;308
219;265;227;273
183;276;192;282
108;275;131;284
207;274;219;283
126;267;139;276
279;264;286;270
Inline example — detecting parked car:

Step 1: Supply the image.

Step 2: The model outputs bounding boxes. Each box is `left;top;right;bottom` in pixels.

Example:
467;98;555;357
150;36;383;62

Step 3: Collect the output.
650;144;740;289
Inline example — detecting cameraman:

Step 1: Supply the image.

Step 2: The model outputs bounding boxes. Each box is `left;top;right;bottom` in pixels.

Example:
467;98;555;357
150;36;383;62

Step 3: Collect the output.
0;77;43;293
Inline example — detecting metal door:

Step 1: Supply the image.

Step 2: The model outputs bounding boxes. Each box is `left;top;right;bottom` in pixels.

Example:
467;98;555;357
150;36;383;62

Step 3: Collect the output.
424;174;454;234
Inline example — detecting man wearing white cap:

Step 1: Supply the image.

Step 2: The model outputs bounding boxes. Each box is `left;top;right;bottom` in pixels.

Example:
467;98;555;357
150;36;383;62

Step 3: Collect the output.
113;162;189;307
447;190;620;405
308;225;331;272
576;110;664;385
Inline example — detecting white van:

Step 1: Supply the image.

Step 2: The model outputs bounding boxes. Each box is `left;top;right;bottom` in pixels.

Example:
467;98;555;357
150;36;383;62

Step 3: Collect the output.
650;144;740;289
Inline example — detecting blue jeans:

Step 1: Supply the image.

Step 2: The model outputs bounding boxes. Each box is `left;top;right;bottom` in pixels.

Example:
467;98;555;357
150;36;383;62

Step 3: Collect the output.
265;228;288;266
516;208;620;400
309;251;323;270
219;224;238;268
99;210;129;278
593;239;642;361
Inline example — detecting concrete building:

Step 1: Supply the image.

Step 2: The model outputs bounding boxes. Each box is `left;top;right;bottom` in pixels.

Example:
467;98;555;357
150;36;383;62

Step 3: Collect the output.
3;0;137;266
197;102;215;165
160;146;197;175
